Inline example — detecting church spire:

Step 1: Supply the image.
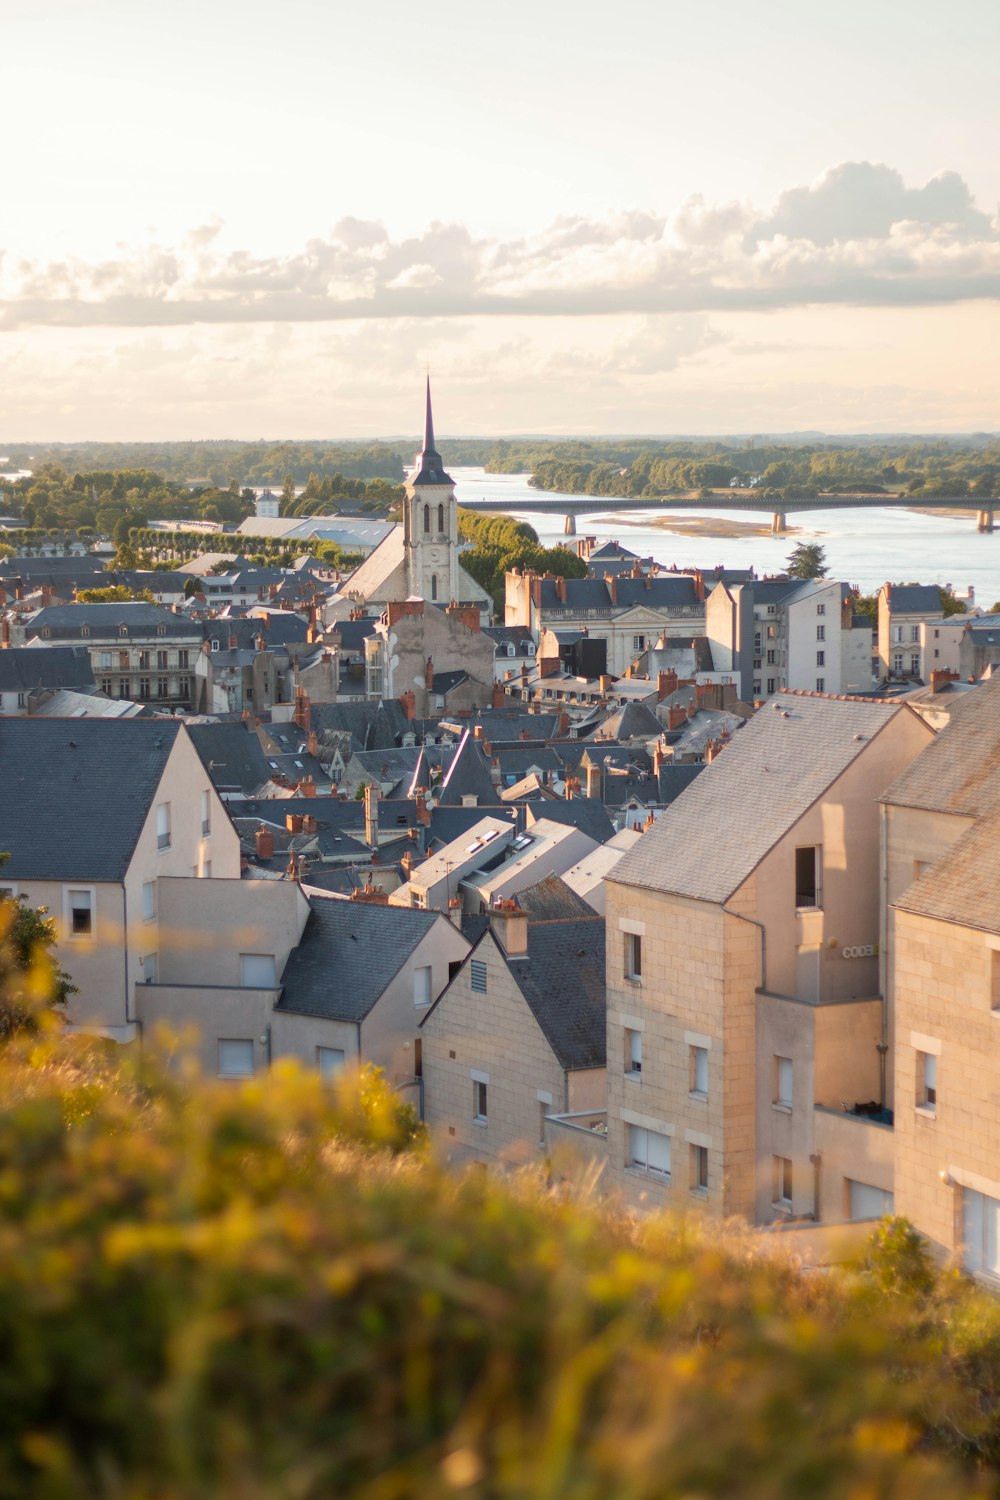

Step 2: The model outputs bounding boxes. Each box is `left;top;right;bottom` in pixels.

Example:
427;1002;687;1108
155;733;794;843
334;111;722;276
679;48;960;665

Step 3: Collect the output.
409;375;452;486
422;374;437;458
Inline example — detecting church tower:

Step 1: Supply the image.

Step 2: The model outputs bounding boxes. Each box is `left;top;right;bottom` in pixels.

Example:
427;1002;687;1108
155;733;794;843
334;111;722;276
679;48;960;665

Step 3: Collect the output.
402;378;460;604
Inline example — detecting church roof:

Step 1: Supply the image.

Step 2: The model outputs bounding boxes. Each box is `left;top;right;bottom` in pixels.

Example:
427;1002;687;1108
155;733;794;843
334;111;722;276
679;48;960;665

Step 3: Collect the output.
408;377;454;487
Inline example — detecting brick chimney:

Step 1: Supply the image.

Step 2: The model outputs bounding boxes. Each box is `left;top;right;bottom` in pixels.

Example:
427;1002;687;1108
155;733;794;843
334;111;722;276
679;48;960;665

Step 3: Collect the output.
303;815;317;834
307;730;319;757
585;761;601;798
446;602;481;633
930;669;960;693
657;670;678;701
387;599;425;627
286;813;303;834
564;773;581;800
491;899;528;957
604;573;617;605
255;827;274;859
558;710;570;736
693;570;705;602
400;689;417;720
299;777;317;799
364;783;379;848
554;575;567;603
414;790;431;827
667;703;687;731
228;630;238;650
0;619;9;649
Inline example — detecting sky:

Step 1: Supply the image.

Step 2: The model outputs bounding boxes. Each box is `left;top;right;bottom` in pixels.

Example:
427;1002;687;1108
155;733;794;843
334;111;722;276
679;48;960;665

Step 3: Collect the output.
3;0;1000;440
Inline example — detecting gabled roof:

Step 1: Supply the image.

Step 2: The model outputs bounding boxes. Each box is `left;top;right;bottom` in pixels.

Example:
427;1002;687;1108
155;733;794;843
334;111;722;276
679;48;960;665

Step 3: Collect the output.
25;602;198;639
523;796;614;843
512;875;597;922
881;675;1000;816
187;721;271;794
895;805;1000;935
0;718;182;880
342;526;405;601
277;895;445;1021
205;615;308;649
499;918;607;1070
612;692;907;902
593;701;663;742
436;730;500;806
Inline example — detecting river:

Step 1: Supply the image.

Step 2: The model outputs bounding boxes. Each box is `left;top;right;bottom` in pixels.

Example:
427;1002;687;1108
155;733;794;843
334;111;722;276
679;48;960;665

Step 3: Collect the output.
452;467;1000;606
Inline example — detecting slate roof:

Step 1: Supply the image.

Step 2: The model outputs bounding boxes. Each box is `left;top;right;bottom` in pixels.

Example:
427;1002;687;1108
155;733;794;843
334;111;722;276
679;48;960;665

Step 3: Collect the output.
612;692;906;902
881;675;1000;816
895;807;1000;934
512;875;597;922
884;584;944;615
341;527;405;600
25;602;198;640
330;617;379;653
204;615;308;649
277;895;443;1021
0;717;182;880
187;721;271;793
593;701;663;742
436;730;500;806
310;698;413;752
614;577;702;609
523;797;614;843
502;918;606;1071
0;646;95;694
431;670;469;695
657;763;705;805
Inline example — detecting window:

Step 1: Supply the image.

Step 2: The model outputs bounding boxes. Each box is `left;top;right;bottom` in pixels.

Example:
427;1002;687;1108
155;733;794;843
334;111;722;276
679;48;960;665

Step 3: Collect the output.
624;932;642;980
910;654;919;674
766;678;775;694
892;625;903;643
413;965;432;1007
100;678;113;695
470;959;487;993
317;1046;345;1080
142;881;156;921
918;1050;937;1112
423;504;430;534
773;1155;793;1210
67;888;93;937
156;677;168;699
816;678;825;692
753;657;762;670
437;502;444;533
138;650;150;670
690;1045;709;1099
910;625;920;643
100;651;113;669
178;649;189;669
816;625;825;641
157;650;168;670
16;692;25;708
473;1079;488;1122
627;1125;671;1180
963;1188;1000;1279
766;649;776;665
893;652;903;674
141;953;158;984
139;677;151;700
218;1039;255;1078
625;1028;642;1076
795;846;820;908
211;639;220;652
201;790;211;837
157;624;166;637
816;603;826;615
156;802;171;850
773;1054;794;1109
691;1143;709;1194
240;953;277;987
816;650;825;667
201;860;211;879
119;626;128;638
848;1181;893;1220
633;634;646;651
119;650;129;670
430;574;438;601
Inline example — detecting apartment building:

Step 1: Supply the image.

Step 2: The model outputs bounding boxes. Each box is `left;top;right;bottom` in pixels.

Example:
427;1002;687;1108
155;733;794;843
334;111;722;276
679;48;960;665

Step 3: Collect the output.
17;602;202;710
0;646;95;715
879;678;1000;1275
505;569;708;677
707;578;871;703
421;905;606;1165
877;583;944;681
603;692;933;1221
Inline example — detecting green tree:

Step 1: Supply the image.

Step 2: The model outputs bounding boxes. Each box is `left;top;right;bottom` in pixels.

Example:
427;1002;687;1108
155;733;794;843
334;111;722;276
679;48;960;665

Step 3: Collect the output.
76;585;156;604
0;888;74;1036
786;541;829;579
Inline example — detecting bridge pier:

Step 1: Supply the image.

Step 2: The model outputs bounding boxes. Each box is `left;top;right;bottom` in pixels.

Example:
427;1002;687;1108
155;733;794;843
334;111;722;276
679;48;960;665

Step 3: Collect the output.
770;511;788;534
563;513;577;536
978;509;994;533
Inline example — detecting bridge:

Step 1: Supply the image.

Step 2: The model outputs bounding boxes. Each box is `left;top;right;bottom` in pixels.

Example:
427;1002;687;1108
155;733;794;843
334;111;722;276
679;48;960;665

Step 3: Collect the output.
461;491;1000;536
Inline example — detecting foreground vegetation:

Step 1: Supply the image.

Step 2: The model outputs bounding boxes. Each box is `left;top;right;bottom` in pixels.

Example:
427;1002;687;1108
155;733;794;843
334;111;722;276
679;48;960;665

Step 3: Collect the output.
0;897;999;1497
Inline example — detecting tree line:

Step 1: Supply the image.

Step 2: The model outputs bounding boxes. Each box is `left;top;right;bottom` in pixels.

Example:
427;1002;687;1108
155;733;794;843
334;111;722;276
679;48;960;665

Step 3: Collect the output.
457;509;587;613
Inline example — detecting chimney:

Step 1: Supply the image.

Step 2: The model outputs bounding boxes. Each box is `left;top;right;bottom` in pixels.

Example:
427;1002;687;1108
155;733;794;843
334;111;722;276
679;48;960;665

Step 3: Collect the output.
473;724;483;740
657;670;678;700
585;761;601;798
414;790;431;827
446;602;481;633
558;711;570;737
693;570;705;602
299;777;317;798
228;630;238;650
491;682;505;709
565;773;581;800
302;814;317;834
364;783;380;848
599;675;614;693
307;730;319;757
653;742;665;773
930;669;960;693
425;656;434;691
491;899;528;957
667;703;687;731
255;827;274;860
605;573;617;605
555;575;567;603
448;897;463;928
400;689;416;720
0;619;8;649
255;633;266;653
286;813;303;834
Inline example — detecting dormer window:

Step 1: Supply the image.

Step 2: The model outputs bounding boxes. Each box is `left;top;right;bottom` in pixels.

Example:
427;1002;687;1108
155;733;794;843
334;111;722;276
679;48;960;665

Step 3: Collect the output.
119;626;128;638
157;624;167;636
80;625;90;638
41;627;51;639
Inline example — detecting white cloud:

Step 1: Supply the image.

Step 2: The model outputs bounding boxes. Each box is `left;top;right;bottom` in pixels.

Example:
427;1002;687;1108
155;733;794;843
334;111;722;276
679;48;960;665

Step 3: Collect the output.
2;162;1000;331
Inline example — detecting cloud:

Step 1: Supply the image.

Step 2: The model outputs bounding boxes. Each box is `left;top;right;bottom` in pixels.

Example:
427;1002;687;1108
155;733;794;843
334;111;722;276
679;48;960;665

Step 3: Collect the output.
2;162;1000;330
